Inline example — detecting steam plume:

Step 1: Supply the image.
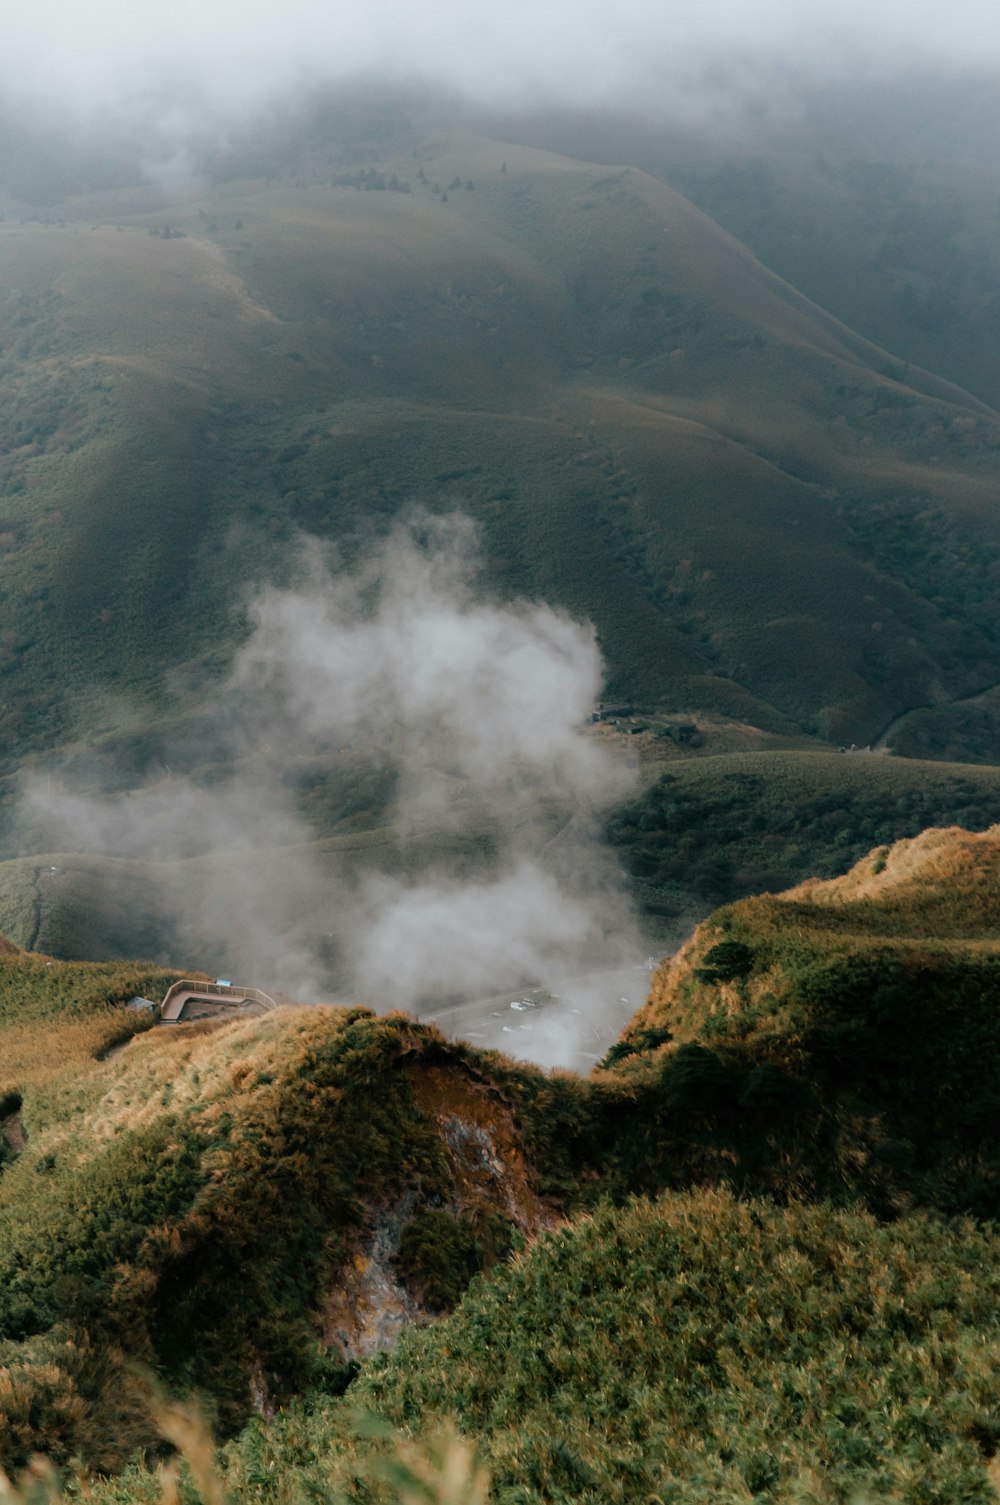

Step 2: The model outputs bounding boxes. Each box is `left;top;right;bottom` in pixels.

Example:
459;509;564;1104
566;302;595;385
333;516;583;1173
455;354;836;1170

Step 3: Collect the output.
19;513;643;1061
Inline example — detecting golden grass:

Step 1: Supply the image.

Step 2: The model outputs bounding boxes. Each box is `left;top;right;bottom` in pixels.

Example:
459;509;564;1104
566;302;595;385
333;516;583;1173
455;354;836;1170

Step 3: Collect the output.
787;823;1000;905
0;952;183;1115
0;1016;139;1097
0;1395;490;1505
77;1009;346;1144
632;824;1000;1046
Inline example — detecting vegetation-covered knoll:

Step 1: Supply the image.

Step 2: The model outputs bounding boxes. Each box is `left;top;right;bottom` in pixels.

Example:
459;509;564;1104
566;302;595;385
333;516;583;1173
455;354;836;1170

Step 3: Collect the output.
125;1191;1000;1505
620;825;1000;1215
0;852;181;962
785;822;1000;933
0;996;568;1474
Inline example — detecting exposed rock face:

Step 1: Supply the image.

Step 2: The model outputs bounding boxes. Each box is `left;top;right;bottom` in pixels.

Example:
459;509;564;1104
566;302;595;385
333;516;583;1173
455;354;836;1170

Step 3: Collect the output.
407;1063;555;1231
321;1191;424;1358
321;1060;558;1359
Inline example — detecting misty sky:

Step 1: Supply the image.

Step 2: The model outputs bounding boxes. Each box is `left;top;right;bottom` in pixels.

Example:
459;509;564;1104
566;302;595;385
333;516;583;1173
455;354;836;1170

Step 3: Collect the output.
6;0;1000;118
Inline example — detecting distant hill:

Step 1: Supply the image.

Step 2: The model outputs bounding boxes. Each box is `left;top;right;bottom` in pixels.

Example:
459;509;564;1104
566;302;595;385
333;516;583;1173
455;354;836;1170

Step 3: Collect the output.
505;76;1000;414
2;106;1000;785
610;748;1000;928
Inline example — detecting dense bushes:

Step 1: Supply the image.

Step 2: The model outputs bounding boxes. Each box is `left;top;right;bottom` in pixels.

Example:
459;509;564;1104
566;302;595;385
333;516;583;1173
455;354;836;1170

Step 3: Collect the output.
394;1209;516;1313
0;1008;460;1466
216;1192;1000;1505
609;751;1000;921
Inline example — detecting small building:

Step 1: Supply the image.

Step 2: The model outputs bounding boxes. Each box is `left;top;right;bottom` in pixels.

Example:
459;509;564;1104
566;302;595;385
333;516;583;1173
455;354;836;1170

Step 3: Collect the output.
658;720;702;745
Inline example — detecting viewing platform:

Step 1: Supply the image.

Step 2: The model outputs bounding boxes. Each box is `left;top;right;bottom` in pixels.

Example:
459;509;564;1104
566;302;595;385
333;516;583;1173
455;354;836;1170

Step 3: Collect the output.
160;979;279;1024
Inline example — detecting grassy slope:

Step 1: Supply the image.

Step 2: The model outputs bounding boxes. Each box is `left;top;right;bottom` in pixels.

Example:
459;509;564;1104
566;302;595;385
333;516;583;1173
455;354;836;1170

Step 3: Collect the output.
663;100;1000;416
0;947;180;1103
617;824;1000;1215
4;826;1000;1477
205;1191;1000;1505
2;118;1000;783
0;960;568;1471
520;86;1000;414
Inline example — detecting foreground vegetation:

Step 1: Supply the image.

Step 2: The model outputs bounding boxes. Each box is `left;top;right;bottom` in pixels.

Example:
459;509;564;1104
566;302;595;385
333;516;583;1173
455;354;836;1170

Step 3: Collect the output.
1;825;1000;1492
214;1191;1000;1505
10;1190;1000;1504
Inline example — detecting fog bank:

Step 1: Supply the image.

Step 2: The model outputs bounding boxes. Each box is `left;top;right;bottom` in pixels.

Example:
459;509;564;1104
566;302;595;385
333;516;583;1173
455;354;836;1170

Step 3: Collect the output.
6;0;1000;125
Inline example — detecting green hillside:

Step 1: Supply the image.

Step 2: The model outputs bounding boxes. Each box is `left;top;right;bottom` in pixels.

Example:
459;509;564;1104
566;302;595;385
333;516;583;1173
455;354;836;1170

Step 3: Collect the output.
611;748;1000;924
516;79;1000;415
2;107;1000;789
0;819;497;969
207;1191;1000;1505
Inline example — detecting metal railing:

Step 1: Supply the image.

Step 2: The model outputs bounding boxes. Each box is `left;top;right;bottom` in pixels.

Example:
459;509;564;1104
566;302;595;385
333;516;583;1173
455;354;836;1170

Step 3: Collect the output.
160;979;278;1021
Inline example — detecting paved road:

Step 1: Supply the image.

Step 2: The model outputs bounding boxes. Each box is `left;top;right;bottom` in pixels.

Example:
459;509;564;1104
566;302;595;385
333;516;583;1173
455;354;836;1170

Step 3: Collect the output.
168;964;662;1074
421;963;658;1072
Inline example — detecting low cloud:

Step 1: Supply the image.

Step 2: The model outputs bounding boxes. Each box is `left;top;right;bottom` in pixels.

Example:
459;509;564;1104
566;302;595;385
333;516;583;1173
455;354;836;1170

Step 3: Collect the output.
5;1;1000;126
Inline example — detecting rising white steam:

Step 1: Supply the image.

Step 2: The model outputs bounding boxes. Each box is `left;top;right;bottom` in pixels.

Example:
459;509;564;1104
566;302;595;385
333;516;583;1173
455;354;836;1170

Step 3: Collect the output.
19;513;643;1060
232;512;620;827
